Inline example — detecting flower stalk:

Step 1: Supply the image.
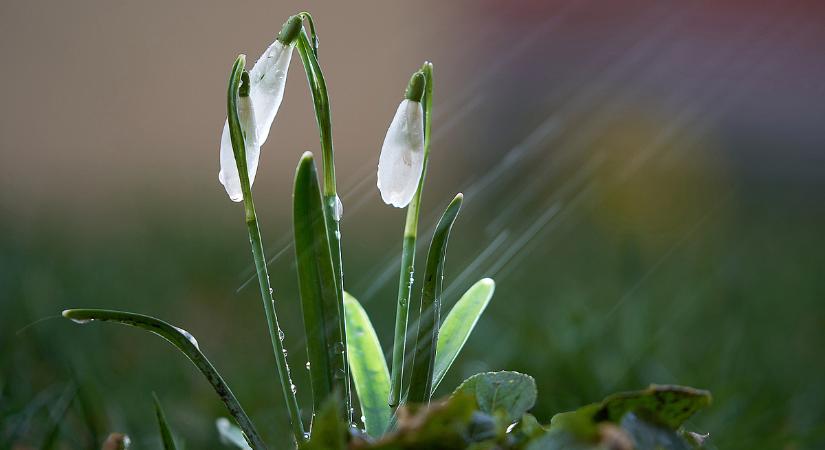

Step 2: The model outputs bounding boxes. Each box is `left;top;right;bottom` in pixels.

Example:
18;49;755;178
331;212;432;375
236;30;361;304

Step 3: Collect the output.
226;54;305;443
389;62;433;407
294;13;352;420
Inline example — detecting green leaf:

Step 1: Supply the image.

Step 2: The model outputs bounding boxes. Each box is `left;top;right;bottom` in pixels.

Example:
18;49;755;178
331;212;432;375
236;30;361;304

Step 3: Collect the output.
406;193;463;404
376;393;478;449
216;418;252;450
62;309;265;450
300;393;347;450
619;413;691;450
343;292;391;438
293;152;347;414
596;384;712;430
508;413;547;449
453;371;537;424
152;393;178;450
432;278;495;394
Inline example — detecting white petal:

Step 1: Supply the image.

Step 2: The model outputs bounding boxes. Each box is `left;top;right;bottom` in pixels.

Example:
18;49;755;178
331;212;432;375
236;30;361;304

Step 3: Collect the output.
219;96;260;202
218;39;293;201
377;99;425;208
248;40;294;144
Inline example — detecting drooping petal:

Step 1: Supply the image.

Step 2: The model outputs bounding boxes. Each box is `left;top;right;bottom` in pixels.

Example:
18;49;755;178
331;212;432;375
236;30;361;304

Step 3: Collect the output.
219;95;260;202
218;39;293;201
248;40;294;143
377;99;425;208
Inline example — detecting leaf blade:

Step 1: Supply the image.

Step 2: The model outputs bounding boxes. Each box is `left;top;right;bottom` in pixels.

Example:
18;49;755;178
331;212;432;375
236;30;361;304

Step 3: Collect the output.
62;309;265;450
152;393;178;450
453;371;537;424
293;152;346;414
406;193;463;404
431;278;495;395
343;292;391;437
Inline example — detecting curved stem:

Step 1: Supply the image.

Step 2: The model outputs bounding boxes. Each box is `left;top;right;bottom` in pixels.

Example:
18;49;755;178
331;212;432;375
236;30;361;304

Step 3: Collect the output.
294;27;352;422
227;55;305;443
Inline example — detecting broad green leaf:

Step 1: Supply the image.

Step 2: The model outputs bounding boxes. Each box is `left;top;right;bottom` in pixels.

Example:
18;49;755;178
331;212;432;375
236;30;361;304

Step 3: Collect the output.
216;418;252;450
597;384;712;429
62;309;265;450
152;393;178;450
343;292;391;438
406;194;463;403
376;393;477;449
432;278;495;394
508;413;547;449
453;371;537;423
293;152;346;413
619;413;691;450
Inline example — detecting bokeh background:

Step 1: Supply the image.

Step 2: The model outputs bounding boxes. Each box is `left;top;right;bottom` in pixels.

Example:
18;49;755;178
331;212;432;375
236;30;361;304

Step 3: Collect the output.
2;0;824;448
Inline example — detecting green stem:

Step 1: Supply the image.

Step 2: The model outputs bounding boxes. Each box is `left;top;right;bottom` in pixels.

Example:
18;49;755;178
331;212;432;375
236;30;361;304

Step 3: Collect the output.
294;22;352;422
227;55;305;443
389;62;434;407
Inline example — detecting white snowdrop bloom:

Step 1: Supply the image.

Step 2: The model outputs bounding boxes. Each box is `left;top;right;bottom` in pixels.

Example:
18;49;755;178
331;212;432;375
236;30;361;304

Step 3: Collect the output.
377;72;426;208
219;16;301;202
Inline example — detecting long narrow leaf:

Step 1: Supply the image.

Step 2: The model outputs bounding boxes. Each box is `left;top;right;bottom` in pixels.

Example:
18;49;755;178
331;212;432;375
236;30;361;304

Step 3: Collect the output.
343;292;391;437
152;393;178;450
62;309;266;450
431;278;495;395
406;193;463;404
293;152;346;414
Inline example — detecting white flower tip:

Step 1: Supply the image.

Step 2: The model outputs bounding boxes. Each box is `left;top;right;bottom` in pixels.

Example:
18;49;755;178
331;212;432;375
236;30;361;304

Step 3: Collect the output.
377;99;425;209
377;178;414;208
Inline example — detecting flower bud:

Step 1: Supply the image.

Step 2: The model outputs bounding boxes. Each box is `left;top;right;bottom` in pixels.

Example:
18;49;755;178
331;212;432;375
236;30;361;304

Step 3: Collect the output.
219;30;297;201
377;72;426;208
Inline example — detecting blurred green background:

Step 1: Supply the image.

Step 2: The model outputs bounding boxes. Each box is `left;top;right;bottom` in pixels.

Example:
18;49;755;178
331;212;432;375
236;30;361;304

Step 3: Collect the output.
2;1;824;449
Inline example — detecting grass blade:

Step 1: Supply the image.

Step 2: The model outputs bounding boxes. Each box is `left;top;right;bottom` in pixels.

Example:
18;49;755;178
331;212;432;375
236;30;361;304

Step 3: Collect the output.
343;292;391;437
293;152;347;415
431;278;495;395
152;393;178;450
406;193;463;404
62;309;266;450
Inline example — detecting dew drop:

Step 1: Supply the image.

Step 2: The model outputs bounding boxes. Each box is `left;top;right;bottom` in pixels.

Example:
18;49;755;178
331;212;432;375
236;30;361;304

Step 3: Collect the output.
332;195;343;222
70;318;93;325
305;361;311;370
334;368;346;380
173;326;200;349
290;383;297;394
278;329;285;341
332;341;345;354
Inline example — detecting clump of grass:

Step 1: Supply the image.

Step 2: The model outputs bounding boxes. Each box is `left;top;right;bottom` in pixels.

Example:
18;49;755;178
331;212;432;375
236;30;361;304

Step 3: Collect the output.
62;12;713;450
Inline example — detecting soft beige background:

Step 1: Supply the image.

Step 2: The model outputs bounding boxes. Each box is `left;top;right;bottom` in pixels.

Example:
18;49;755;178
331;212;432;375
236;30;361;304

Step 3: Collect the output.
0;1;500;222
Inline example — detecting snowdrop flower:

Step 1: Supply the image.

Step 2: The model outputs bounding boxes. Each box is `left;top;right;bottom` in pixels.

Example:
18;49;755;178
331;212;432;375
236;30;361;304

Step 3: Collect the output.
377;71;426;208
219;16;302;202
